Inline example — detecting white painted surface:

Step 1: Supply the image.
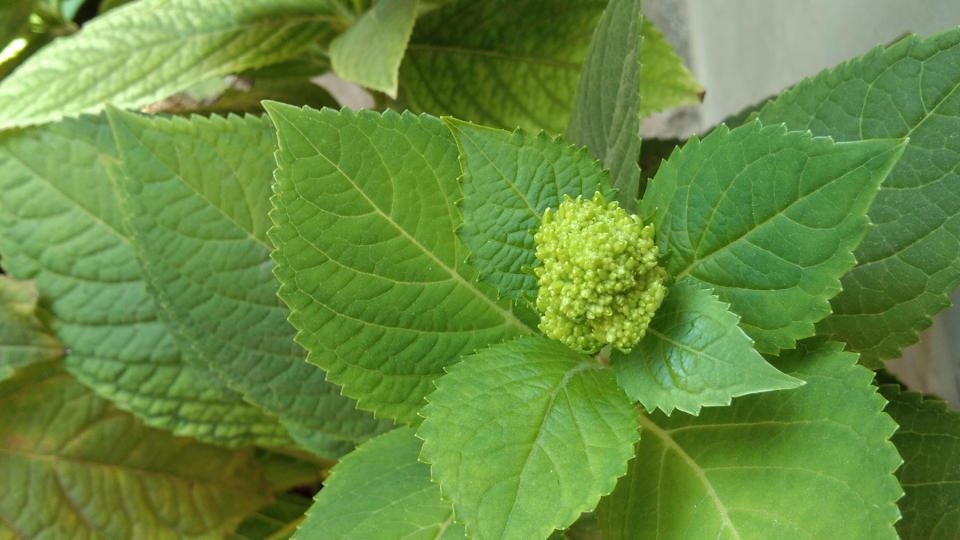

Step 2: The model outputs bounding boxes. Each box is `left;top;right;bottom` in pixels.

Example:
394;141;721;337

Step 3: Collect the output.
686;0;960;129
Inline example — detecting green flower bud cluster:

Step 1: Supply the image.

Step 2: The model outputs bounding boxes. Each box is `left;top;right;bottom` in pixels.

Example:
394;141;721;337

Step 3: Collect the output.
533;192;667;353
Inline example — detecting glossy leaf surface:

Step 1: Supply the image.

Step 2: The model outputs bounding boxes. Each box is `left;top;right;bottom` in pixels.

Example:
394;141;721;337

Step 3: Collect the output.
612;278;800;415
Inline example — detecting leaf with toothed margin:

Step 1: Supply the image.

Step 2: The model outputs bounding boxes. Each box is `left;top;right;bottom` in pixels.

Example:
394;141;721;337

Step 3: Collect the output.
0;276;63;381
0;0;341;129
419;335;639;540
565;0;644;211
0;362;273;539
611;278;801;415
635;17;703;119
753;27;960;366
565;0;700;212
0;113;291;448
880;384;960;539
447;118;616;301
297;427;465;540
265;103;533;425
106;107;391;448
597;340;902;540
640;120;906;355
398;0;606;134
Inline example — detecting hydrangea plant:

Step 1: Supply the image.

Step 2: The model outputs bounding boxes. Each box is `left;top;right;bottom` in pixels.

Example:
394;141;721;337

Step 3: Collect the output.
0;0;959;539
534;192;666;353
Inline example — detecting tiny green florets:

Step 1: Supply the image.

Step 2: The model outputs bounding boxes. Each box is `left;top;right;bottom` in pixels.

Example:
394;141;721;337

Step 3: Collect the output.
533;192;667;353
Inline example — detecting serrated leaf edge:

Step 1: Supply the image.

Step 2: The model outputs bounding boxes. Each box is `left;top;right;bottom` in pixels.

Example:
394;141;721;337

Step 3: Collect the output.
262;103;533;423
415;335;639;539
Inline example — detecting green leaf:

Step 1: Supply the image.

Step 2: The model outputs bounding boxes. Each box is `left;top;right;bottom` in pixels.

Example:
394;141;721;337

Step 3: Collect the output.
639;121;906;354
880;384;960;539
297;427;465;539
612;278;801;415
419;335;639;540
240;42;331;80
754;28;960;366
0;362;273;539
0;0;35;52
636;18;702;119
0;276;62;381
597;340;902;539
107;108;390;448
230;493;313;540
565;0;643;211
281;420;357;460
266;103;531;424
330;0;418;98
398;0;606;134
0;0;339;129
447;119;616;300
0;114;290;447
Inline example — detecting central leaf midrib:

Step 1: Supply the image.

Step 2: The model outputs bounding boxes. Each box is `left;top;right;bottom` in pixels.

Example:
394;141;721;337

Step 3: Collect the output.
459;127;541;222
278;114;532;334
674;165;867;282
115;118;268;249
637;413;742;540
499;359;597;536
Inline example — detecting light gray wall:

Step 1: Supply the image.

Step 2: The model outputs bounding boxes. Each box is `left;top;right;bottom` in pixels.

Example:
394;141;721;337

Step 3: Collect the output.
687;0;960;129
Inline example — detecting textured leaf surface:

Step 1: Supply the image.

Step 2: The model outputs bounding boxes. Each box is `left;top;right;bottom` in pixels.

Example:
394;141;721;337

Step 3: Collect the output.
449;119;616;300
419;336;639;540
267;104;531;424
612;278;800;415
0;362;272;539
399;0;606;134
881;384;960;539
107;108;389;446
0;276;62;381
598;340;902;539
566;0;642;209
330;0;418;98
297;427;464;540
281;420;356;460
229;493;312;540
0;0;336;128
636;18;702;118
640;121;905;354
755;28;960;365
0;114;290;447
